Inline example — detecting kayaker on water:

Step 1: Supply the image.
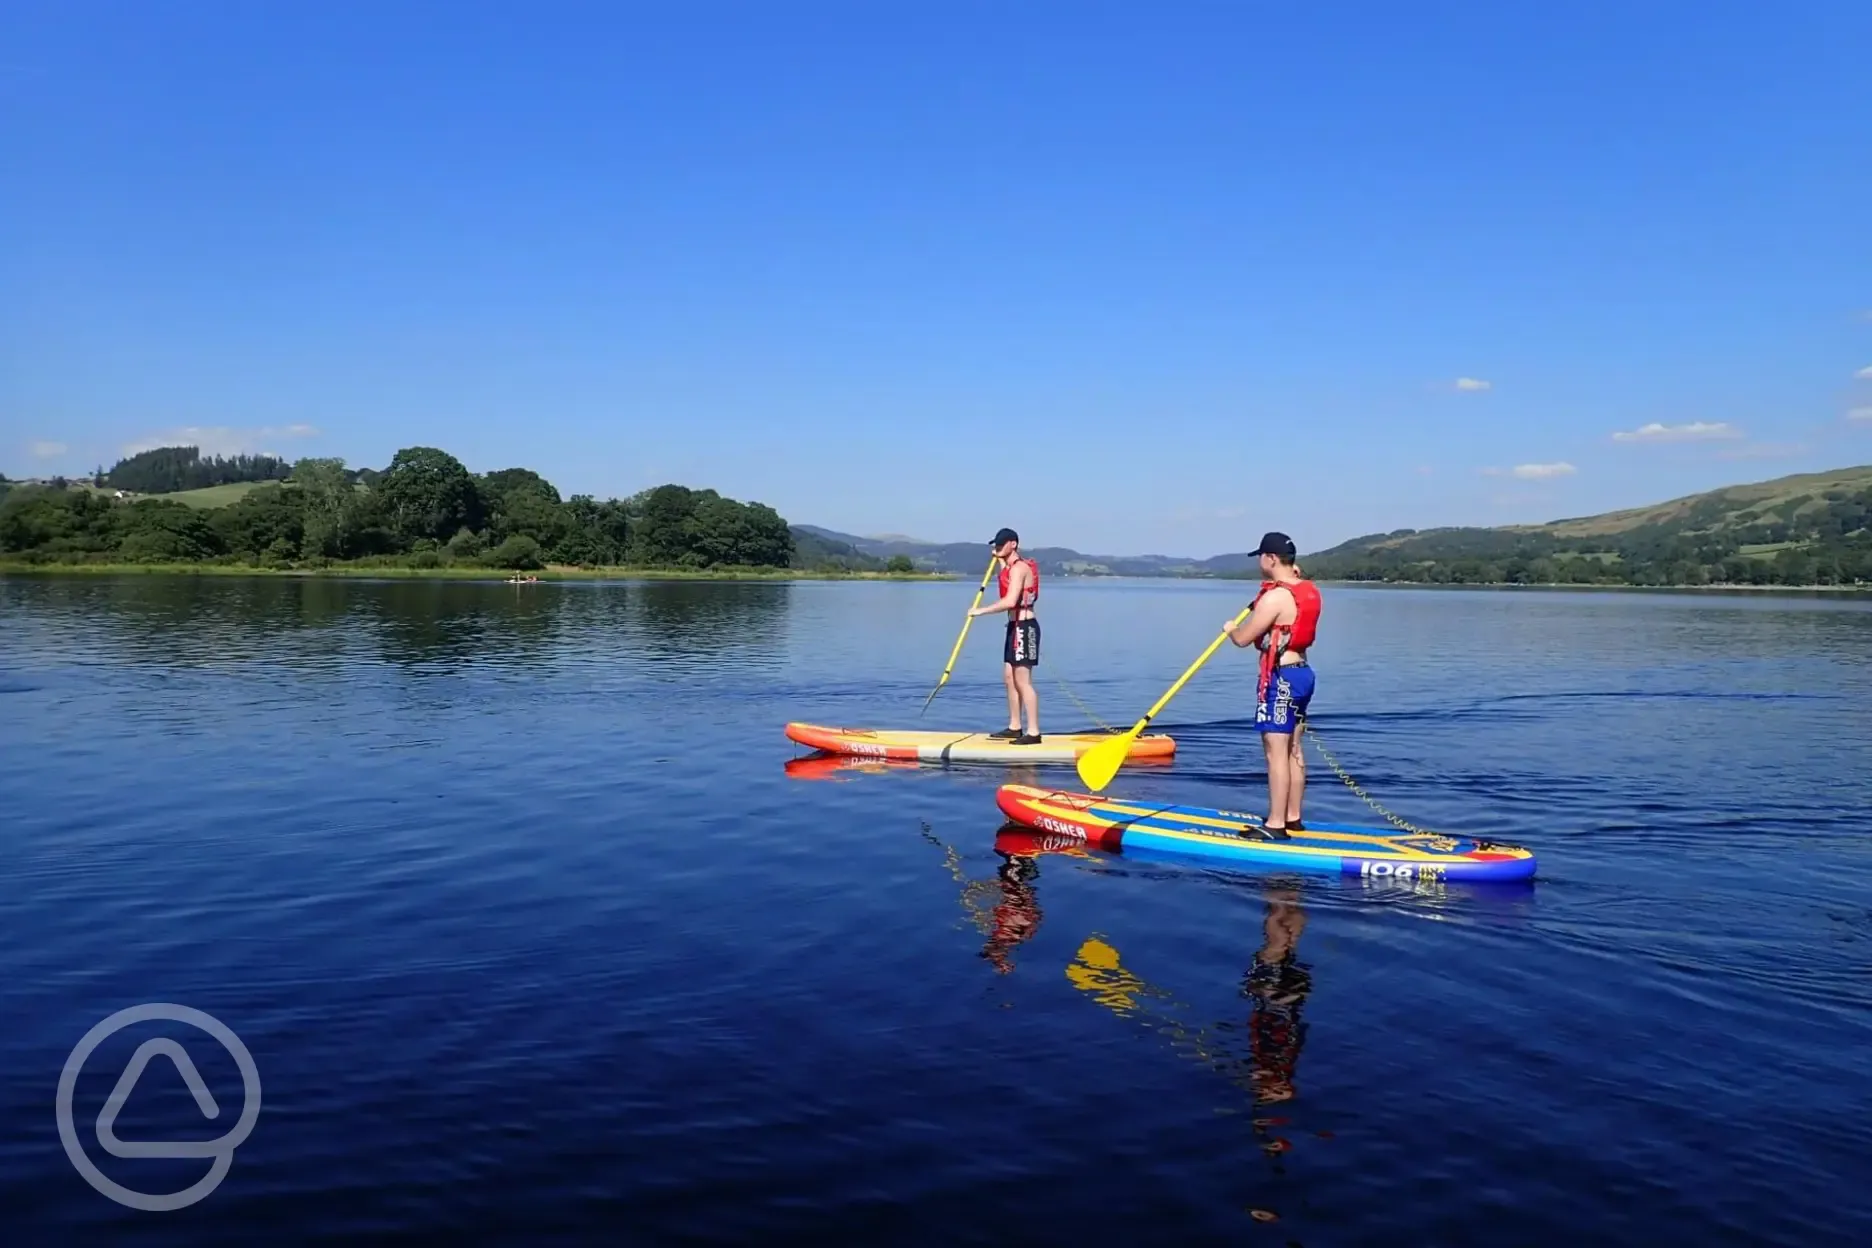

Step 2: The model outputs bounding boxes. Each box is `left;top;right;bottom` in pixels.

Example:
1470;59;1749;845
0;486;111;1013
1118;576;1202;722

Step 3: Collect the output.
969;526;1042;744
1224;532;1321;835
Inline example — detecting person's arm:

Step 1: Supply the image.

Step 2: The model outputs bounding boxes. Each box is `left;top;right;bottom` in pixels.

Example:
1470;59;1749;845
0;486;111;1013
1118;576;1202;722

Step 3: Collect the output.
1225;586;1289;647
970;562;1027;617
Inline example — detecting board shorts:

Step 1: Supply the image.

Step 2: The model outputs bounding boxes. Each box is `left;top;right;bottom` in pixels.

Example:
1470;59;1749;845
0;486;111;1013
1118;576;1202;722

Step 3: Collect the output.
1255;663;1314;734
1004;617;1040;668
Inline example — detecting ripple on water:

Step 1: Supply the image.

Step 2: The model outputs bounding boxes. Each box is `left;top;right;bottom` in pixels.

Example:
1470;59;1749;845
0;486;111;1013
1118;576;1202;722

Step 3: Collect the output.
2;576;1870;1243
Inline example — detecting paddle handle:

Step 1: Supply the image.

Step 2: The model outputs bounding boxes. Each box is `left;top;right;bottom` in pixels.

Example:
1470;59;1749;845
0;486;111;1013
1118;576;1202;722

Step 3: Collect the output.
1121;604;1256;734
922;556;999;710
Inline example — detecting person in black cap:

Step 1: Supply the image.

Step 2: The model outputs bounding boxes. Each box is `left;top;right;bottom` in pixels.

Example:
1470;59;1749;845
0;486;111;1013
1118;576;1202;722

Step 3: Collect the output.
968;527;1042;743
1224;532;1321;833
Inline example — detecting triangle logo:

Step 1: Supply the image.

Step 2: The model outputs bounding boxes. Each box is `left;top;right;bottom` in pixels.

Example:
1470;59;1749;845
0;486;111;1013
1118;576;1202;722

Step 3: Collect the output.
95;1038;223;1160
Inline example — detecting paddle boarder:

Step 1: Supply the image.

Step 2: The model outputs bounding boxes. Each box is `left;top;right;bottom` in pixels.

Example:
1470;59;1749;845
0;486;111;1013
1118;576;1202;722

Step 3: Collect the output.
1224;532;1321;834
969;527;1041;744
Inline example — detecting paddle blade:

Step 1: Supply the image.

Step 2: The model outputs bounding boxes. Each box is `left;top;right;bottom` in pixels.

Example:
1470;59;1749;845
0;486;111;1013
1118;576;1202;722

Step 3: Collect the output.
1075;729;1137;792
918;679;945;715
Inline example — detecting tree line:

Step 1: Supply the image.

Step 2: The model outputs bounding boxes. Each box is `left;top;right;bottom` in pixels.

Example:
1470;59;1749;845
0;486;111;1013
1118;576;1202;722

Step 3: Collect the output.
0;445;815;571
1282;485;1872;588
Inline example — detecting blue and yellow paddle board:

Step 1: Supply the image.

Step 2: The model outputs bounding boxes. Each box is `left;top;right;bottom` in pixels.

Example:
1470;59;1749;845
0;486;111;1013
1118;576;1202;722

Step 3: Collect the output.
995;784;1537;882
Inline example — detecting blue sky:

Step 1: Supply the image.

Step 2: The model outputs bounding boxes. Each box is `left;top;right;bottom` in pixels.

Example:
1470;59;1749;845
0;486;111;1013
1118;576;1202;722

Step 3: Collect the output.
3;1;1868;556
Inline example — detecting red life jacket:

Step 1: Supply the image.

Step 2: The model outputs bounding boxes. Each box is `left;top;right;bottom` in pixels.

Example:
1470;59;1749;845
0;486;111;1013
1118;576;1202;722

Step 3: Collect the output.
999;556;1039;615
1254;577;1319;696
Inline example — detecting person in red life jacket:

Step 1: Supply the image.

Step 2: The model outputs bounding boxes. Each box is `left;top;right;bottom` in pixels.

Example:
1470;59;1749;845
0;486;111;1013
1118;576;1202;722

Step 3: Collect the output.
1224;532;1321;835
968;527;1042;744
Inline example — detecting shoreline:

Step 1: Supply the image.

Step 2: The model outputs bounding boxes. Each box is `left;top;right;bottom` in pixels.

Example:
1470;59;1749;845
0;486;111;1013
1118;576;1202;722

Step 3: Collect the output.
1304;578;1870;595
2;562;1863;594
0;561;956;583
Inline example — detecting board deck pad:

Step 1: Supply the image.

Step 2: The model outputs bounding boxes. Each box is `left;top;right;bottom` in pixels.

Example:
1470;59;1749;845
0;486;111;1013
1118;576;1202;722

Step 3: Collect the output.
784;721;1175;765
995;784;1537;881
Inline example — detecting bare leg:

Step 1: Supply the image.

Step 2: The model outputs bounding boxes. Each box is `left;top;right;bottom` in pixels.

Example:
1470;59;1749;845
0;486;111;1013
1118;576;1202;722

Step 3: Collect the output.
1261;731;1292;829
1013;667;1039;735
1287;721;1307;824
1003;664;1021;731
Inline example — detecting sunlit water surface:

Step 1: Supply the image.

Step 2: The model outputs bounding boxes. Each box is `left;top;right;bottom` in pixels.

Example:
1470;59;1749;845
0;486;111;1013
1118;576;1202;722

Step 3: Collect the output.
2;575;1868;1244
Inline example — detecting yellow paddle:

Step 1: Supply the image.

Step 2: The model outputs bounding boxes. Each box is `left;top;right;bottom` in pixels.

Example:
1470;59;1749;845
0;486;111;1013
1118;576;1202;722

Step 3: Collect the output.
920;555;999;714
1075;602;1257;791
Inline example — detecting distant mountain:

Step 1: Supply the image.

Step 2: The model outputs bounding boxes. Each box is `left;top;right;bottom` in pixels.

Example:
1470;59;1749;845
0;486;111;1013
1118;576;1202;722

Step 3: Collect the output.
787;526;885;571
1301;464;1872;587
792;525;1257;577
800;463;1872;587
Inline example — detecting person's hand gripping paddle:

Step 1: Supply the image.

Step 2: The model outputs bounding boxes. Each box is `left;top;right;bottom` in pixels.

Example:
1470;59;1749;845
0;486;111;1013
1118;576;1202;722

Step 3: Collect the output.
921;556;998;715
1075;603;1256;791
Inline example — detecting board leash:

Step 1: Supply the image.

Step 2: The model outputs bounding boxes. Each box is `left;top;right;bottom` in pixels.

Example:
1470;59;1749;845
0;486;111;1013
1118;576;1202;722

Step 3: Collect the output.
1049;673;1119;733
1302;727;1435;836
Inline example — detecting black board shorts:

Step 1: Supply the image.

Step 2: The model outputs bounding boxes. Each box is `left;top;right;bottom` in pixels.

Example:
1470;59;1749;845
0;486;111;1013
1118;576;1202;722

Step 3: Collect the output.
1004;617;1040;668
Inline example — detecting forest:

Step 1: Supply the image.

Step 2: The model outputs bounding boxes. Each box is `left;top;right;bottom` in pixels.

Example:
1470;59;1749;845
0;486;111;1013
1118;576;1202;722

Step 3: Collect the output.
103;446;295;494
0;446;834;572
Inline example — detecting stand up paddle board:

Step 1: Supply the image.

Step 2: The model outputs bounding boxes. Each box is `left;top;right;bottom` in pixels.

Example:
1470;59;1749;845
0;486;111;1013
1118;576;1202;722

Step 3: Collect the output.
784;722;1175;765
995;784;1537;881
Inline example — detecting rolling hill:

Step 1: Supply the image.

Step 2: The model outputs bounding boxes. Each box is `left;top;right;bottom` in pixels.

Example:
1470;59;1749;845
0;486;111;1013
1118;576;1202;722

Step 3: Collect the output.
786;527;886;572
801;464;1872;588
1300;465;1872;587
791;526;1257;578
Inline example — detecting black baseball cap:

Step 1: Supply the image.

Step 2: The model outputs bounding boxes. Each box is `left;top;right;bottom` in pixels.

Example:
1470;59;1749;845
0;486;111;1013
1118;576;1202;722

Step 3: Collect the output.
991;527;1019;547
1253;531;1297;558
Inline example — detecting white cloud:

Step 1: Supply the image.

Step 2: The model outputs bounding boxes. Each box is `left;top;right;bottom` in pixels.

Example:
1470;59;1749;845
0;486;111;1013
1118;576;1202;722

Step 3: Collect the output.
29;440;68;459
1453;377;1492;392
1858;366;1872;380
1511;462;1575;480
1848;407;1872;423
1610;421;1742;444
121;424;321;458
1480;462;1577;480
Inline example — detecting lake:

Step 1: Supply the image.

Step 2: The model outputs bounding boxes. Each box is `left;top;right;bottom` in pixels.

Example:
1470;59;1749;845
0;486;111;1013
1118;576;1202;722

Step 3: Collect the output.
2;573;1869;1244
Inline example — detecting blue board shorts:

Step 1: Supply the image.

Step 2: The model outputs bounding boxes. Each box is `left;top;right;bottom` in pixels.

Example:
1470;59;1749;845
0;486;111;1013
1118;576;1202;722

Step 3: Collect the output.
1255;663;1315;734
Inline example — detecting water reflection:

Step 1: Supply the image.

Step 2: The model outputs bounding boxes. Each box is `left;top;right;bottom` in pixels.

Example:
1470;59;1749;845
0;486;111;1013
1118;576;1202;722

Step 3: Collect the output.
921;822;1054;973
0;575;363;668
782;754;920;781
1057;890;1315;1120
1057;885;1319;1229
0;575;802;682
1240;885;1311;1113
967;829;1318;1126
626;580;793;673
970;830;1328;1223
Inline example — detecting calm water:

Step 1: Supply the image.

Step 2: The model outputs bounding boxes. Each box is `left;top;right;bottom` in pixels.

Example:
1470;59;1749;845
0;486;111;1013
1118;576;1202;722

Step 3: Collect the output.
2;574;1869;1244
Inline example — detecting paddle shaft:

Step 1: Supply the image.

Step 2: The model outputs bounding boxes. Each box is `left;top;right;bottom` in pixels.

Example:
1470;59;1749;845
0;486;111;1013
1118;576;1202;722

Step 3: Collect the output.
1119;603;1256;737
921;555;1000;712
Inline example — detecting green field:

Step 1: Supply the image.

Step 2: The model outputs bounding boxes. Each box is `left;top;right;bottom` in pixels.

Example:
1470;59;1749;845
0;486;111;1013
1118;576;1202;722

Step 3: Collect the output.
1737;541;1803;558
78;480;273;508
165;481;273;507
